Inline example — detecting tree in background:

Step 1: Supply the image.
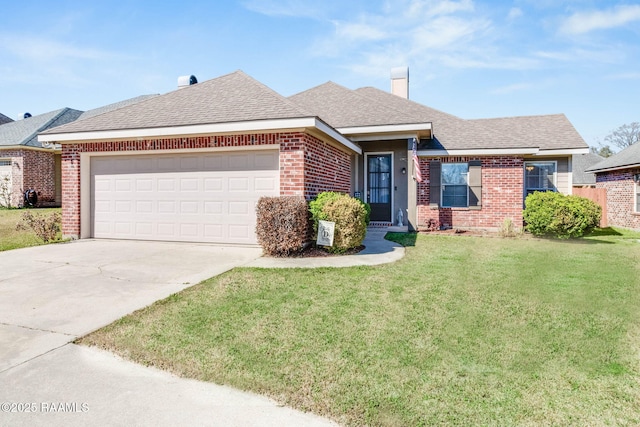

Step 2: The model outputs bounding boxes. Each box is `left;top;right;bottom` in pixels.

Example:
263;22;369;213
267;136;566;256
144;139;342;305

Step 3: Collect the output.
590;143;615;158
604;122;640;150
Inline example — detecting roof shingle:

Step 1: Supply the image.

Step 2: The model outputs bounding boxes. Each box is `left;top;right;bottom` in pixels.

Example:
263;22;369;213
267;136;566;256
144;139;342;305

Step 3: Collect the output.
43;71;313;135
0;108;82;148
587;143;640;173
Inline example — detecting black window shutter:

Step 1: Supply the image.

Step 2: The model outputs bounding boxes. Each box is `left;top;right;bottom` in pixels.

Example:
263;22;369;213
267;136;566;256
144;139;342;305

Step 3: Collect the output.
429;161;441;207
468;160;482;210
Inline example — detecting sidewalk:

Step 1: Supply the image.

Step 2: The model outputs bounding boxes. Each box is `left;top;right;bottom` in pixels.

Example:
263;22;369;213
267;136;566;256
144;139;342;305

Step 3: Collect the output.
246;228;406;268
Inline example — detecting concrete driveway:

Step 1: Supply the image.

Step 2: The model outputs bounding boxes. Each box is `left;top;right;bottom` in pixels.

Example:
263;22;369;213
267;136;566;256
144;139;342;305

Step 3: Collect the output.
0;240;337;426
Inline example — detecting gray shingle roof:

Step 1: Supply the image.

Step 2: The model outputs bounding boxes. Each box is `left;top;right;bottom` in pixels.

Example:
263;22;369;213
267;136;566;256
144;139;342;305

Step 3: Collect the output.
468;114;587;151
573;153;604;184
291;85;587;151
43;71;313;135
77;94;159;121
0;108;83;148
587;143;640;173
0;113;13;125
352;87;483;149
289;82;429;128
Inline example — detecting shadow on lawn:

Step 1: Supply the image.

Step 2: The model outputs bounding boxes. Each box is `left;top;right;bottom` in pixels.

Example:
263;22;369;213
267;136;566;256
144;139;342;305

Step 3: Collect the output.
385;232;418;247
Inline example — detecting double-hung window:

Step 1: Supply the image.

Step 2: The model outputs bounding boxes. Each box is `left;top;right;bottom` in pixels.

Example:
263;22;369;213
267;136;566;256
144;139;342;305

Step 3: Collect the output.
524;161;557;197
429;160;482;209
441;163;469;208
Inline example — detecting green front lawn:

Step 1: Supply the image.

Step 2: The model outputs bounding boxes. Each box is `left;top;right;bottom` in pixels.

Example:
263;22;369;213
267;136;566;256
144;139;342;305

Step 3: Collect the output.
80;229;640;426
0;208;61;251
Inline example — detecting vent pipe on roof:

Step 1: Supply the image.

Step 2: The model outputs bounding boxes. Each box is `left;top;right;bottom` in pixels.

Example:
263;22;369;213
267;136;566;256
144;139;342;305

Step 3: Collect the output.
390;67;409;99
178;75;198;89
23;112;32;119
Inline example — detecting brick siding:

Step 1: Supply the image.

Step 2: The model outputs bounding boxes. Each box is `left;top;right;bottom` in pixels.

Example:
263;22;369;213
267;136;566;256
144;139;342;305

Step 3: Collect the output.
596;168;640;230
61;132;352;237
0;149;57;207
417;156;524;229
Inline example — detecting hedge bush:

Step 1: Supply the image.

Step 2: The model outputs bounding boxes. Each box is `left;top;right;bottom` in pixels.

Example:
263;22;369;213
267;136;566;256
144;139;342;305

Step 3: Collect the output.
523;191;601;239
309;192;367;253
255;196;310;256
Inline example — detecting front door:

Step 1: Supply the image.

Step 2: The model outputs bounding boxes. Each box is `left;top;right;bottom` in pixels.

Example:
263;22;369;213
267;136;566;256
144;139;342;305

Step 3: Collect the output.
367;154;392;222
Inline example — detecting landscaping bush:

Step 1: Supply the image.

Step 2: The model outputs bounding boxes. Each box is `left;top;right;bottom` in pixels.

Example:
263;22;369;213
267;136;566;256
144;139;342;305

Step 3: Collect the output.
523;191;601;238
16;210;61;242
310;192;367;253
255;196;310;256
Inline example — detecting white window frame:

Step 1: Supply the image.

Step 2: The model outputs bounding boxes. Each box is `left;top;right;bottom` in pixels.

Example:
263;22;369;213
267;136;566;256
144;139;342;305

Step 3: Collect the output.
524;161;557;198
441;162;469;208
635;180;640;214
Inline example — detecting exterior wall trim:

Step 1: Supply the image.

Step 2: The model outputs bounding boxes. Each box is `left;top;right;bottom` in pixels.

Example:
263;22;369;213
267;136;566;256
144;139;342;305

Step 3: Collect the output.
364;151;395;223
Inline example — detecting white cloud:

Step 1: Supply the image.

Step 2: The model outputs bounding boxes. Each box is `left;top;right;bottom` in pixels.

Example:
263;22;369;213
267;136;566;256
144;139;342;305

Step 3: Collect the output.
0;35;119;62
411;16;490;50
241;0;327;18
333;21;388;42
560;4;640;35
402;0;475;18
507;7;523;20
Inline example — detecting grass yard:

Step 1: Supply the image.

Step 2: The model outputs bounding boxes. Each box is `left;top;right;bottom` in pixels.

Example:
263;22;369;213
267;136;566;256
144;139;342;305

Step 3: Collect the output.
80;229;640;426
0;208;61;251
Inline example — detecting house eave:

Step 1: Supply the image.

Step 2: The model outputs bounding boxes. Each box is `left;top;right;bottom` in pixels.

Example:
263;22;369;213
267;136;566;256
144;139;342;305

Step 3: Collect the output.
0;144;61;153
338;123;432;142
38;117;362;155
418;148;540;156
588;164;640;174
535;148;590;156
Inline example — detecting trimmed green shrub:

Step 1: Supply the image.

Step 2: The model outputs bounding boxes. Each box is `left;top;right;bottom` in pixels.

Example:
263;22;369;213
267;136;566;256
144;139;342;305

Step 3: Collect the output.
523;191;601;239
255;196;310;256
310;192;367;253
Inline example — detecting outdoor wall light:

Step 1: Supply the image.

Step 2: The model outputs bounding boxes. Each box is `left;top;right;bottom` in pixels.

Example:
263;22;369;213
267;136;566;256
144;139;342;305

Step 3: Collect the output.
401;167;407;175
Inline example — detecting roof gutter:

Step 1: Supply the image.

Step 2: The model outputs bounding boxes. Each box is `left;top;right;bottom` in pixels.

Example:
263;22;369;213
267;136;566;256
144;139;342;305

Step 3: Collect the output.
586;163;640;174
338;123;432;142
38;117;362;155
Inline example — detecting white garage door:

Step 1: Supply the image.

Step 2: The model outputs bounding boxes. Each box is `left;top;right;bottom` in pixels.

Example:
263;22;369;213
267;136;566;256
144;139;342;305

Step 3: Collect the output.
91;150;279;244
0;159;12;207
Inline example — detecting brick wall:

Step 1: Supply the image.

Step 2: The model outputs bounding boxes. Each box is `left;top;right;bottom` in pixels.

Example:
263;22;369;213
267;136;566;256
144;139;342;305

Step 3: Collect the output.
61;132;353;237
596;168;640;230
0;149;57;207
417;156;524;229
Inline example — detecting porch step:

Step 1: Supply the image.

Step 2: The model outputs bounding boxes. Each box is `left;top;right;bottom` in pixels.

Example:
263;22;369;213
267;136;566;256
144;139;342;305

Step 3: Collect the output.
367;224;409;233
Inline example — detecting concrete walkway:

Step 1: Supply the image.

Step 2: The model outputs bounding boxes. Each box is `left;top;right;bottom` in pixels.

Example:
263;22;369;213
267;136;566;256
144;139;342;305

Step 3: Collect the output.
247;228;405;268
0;230;404;426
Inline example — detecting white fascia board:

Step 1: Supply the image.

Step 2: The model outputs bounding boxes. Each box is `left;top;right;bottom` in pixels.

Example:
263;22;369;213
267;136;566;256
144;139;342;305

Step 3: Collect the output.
535;148;590;156
313;119;362;154
587;163;640;174
338;123;432;136
38;117;318;142
349;133;422;142
417;148;539;156
0;144;60;153
37;116;361;155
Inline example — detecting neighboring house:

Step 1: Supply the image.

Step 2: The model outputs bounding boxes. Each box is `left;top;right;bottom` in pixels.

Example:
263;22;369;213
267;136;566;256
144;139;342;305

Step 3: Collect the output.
0;113;13;125
573;153;604;187
39;69;589;244
0;108;83;207
0;96;157;208
586;143;640;230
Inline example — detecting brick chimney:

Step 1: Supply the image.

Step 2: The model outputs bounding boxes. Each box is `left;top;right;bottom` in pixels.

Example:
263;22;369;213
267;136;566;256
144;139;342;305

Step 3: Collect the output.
390;67;409;99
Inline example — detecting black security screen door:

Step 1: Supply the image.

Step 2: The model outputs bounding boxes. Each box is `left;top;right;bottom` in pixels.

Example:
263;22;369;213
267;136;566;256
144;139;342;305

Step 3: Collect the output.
367;154;392;222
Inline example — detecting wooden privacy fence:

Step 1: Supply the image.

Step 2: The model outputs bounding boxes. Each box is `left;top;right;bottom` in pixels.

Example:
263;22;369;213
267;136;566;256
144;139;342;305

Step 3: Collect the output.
573;187;607;227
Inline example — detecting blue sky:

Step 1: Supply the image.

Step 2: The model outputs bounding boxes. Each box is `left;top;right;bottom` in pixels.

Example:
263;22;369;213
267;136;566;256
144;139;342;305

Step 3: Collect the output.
1;0;639;147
